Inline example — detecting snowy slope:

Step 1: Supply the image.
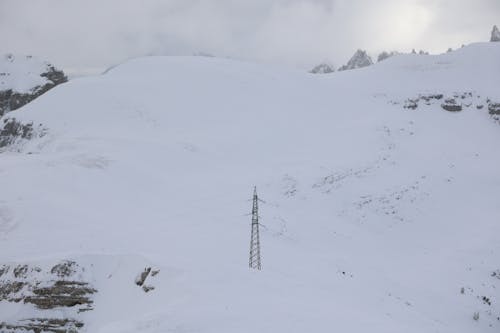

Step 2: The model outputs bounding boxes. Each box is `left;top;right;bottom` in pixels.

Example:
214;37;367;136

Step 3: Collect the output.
1;43;500;332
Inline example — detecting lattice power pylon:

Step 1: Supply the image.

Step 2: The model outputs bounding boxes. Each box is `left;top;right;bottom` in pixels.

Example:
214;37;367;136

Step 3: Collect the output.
249;186;262;270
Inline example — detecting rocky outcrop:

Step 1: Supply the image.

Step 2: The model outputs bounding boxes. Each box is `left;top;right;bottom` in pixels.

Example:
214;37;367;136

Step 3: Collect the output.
401;93;476;112
0;117;46;149
491;25;500;42
403;94;443;110
338;50;373;71
0;54;67;116
488;101;500;115
310;63;335;74
0;318;83;333
24;280;96;310
396;92;500;124
0;260;96;333
377;51;399;62
135;267;152;287
135;267;160;293
411;49;429;55
441;98;462;112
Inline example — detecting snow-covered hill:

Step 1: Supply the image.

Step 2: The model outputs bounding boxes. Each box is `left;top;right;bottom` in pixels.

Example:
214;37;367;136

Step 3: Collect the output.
1;43;500;333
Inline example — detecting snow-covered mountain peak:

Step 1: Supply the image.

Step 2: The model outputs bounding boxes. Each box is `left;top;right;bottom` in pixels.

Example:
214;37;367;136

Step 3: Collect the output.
491;25;500;42
338;49;373;71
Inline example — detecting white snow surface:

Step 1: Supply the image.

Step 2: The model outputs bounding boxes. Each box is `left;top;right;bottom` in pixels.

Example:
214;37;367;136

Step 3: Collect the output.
1;42;500;332
0;54;54;93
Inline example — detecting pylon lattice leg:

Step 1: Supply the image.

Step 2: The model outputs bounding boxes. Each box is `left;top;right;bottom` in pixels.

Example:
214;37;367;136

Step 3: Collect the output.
249;187;262;270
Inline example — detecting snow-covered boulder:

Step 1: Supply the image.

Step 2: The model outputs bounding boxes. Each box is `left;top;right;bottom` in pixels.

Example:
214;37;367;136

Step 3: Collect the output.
491;25;500;42
338;49;373;71
310;63;335;74
0;54;67;116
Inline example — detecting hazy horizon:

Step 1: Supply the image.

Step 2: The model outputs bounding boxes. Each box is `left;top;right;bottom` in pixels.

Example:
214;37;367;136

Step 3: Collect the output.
1;0;499;74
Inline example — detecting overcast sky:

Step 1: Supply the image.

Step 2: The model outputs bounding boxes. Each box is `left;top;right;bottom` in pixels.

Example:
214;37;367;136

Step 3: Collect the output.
1;0;499;74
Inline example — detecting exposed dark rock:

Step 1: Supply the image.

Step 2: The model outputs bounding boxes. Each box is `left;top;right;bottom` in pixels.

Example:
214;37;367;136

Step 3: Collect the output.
24;294;92;309
135;267;151;286
142;285;155;292
420;94;443;102
441;98;462;112
0;60;67;116
310;63;335;74
398;92;499;125
0;281;26;301
488;102;500;115
455;92;472;99
33;281;95;297
13;265;29;278
41;66;67;86
0;261;95;333
378;51;400;62
404;99;419;110
377;51;397;62
0;265;9;277
0;117;46;149
491;25;500;42
403;94;445;110
151;269;160;277
51;260;77;278
1;262;95;309
0;90;13;115
0;318;83;333
482;296;492;306
24;280;96;309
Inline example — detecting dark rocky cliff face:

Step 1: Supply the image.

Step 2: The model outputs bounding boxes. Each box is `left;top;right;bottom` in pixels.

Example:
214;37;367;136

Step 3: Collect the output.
0;60;67;117
0;261;95;333
0;117;46;149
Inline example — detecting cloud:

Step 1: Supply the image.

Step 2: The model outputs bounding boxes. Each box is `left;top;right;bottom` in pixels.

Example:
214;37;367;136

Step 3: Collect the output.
0;0;498;73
